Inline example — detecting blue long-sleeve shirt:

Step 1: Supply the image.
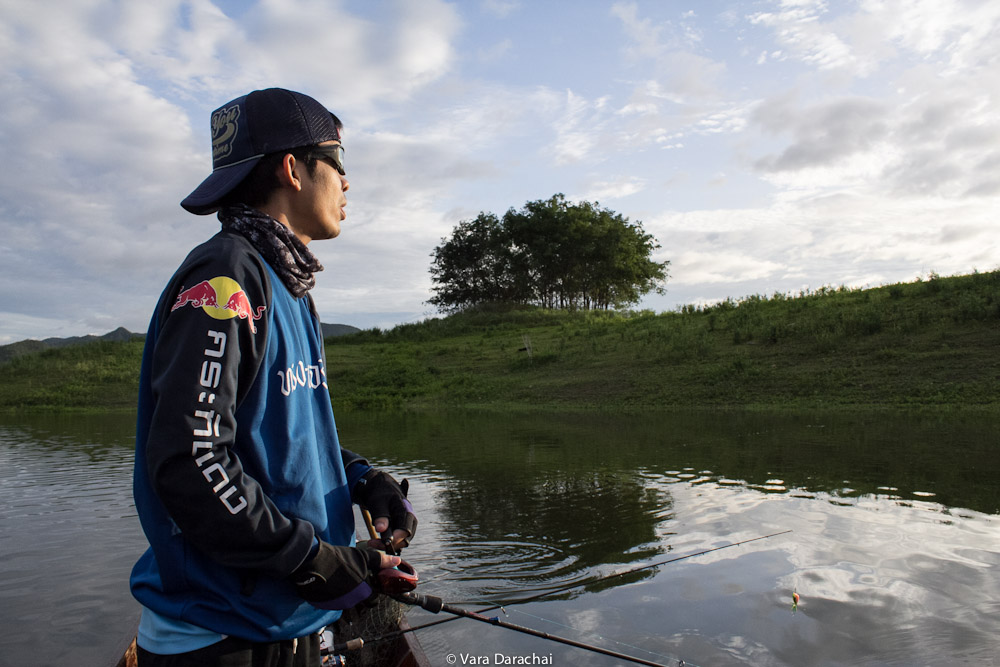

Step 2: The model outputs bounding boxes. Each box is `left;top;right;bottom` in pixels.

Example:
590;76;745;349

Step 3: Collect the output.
131;231;371;648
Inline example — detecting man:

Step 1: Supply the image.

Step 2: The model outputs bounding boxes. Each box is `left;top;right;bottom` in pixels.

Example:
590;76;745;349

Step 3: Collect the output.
130;88;417;667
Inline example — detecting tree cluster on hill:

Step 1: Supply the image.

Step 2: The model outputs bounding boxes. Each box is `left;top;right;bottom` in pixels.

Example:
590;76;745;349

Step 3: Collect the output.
429;194;669;313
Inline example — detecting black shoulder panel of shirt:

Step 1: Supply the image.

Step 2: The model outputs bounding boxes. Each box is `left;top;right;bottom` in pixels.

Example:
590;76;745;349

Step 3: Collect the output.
144;231;316;578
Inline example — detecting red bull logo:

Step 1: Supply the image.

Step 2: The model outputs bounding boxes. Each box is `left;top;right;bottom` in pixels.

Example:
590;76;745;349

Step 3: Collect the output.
171;276;266;334
172;281;219;310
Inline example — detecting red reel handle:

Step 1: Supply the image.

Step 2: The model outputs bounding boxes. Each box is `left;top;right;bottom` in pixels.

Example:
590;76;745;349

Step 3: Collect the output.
378;559;418;595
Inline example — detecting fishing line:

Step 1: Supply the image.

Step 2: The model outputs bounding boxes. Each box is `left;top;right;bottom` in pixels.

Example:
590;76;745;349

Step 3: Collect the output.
348;530;792;665
348;529;792;667
506;606;702;667
403;529;792;634
397;592;676;667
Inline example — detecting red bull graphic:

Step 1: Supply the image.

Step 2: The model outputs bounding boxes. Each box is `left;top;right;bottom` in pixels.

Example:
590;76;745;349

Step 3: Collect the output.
224;290;266;334
171;276;266;334
172;281;219;310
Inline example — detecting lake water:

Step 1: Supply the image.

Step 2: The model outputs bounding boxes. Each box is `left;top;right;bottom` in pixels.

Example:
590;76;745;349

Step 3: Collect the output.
1;410;998;666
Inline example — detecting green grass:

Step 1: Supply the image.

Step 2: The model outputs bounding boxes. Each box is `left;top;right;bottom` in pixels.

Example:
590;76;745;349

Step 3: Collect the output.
0;339;145;411
3;271;1000;412
325;271;1000;411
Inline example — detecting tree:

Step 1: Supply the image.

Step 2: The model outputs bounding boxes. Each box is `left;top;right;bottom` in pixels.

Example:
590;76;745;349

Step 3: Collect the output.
427;213;521;313
428;194;669;312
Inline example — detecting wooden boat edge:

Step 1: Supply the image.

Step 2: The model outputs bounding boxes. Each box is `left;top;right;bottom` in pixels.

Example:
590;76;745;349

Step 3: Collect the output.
111;615;430;667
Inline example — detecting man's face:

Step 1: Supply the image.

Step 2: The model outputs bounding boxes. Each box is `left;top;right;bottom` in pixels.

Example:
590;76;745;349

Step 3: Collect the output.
288;140;349;243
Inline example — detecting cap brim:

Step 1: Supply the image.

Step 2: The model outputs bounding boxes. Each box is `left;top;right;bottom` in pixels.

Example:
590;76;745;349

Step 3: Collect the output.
180;158;261;215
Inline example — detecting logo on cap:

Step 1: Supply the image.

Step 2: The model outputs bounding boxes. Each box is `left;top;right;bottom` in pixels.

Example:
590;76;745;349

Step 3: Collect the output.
211;104;241;164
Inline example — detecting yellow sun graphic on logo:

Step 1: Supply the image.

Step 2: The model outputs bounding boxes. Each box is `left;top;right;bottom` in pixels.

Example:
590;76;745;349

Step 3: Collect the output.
202;276;243;321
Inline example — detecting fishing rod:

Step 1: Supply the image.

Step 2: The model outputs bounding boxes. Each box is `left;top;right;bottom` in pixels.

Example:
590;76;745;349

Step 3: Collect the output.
354;490;791;660
336;528;793;660
361;507;397;555
396;590;673;667
403;529;793;635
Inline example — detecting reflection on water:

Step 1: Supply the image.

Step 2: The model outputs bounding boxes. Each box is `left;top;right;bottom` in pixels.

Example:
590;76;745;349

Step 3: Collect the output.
1;410;998;666
339;410;1000;666
0;413;143;667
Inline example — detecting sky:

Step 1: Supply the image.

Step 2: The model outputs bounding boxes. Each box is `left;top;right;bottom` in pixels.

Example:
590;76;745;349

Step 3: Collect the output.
2;0;999;344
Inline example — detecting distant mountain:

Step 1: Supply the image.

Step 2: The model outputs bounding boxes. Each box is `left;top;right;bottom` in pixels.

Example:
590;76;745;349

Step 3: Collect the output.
321;323;362;338
0;323;362;364
39;326;143;347
0;327;144;364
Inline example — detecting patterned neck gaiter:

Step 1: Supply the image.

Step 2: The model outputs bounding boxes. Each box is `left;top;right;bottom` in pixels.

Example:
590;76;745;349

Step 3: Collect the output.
218;204;324;298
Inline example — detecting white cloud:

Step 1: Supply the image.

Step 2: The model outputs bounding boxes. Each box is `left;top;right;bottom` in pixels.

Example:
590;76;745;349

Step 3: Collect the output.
477;38;513;62
480;0;519;19
753;96;890;172
611;0;704;56
744;0;1000;205
749;0;876;76
1;0;999;342
696;104;754;135
572;177;647;203
0;1;205;314
548;89;603;165
224;0;460;113
612;2;727;101
750;76;1000;200
0;0;466;340
109;0;242;94
863;0;1000;70
611;1;666;60
751;0;1000;81
674;250;785;285
644;186;999;309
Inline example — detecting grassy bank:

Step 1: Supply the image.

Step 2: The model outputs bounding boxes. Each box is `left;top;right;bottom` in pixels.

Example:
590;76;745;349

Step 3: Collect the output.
2;271;999;412
0;339;145;411
326;271;1000;411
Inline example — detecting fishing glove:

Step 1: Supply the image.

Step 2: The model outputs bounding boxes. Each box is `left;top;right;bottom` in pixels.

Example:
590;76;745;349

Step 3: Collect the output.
289;541;382;610
352;469;418;549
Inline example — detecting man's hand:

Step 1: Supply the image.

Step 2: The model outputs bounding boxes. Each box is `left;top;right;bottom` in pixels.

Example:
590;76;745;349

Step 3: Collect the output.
369;518;412;555
377;551;401;570
353;469;418;552
289;542;402;610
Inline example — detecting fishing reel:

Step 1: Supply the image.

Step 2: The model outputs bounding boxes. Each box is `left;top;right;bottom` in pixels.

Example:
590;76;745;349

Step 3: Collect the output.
377;559;418;595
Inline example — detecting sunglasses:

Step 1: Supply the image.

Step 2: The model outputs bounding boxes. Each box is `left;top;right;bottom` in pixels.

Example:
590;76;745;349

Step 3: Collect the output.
305;144;345;175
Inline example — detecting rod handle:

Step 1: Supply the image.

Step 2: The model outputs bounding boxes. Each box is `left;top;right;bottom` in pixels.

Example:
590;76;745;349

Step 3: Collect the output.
398;592;444;614
331;637;365;653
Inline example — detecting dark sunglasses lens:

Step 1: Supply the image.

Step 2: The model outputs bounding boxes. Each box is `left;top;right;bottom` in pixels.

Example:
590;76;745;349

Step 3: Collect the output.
309;146;345;174
326;146;345;174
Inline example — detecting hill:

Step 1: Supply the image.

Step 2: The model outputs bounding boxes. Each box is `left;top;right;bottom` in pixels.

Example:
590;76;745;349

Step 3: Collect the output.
1;271;998;412
321;323;362;338
323;270;1000;411
0;323;361;364
0;327;144;364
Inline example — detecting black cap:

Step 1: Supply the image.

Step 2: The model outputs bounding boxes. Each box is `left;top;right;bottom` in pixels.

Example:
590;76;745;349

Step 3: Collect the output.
181;88;341;215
